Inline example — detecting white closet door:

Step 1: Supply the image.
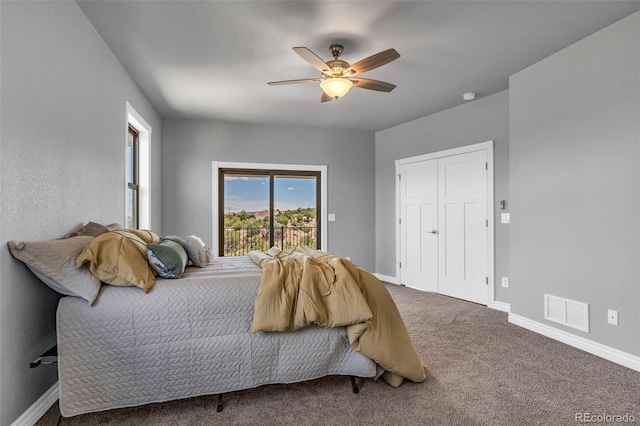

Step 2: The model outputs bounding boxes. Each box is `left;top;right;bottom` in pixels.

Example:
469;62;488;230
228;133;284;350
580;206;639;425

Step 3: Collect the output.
437;150;488;304
399;160;438;292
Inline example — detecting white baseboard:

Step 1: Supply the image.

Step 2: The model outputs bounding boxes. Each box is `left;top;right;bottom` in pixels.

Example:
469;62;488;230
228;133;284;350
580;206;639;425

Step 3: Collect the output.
373;273;399;284
11;382;58;426
509;314;640;372
492;301;511;313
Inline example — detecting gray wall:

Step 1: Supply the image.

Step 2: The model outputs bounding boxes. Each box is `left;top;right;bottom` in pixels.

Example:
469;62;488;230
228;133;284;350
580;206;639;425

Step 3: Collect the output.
0;2;161;424
375;91;510;303
509;13;639;354
161;119;376;271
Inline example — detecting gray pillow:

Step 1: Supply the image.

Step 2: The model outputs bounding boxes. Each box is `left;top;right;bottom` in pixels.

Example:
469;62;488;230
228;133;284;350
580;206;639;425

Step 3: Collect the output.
162;235;187;249
184;235;213;267
7;236;101;304
147;240;189;279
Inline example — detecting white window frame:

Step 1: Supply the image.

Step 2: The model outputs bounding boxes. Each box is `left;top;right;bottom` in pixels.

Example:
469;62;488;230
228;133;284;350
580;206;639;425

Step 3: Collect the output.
212;161;328;256
125;101;152;230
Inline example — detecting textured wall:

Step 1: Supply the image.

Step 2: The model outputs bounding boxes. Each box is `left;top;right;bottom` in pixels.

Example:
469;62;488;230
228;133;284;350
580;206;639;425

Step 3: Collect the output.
161;119;376;271
375;91;510;303
0;2;161;424
509;13;639;354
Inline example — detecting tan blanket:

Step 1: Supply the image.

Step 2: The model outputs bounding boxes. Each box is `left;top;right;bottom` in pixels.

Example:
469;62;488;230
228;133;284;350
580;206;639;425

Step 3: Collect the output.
249;247;427;386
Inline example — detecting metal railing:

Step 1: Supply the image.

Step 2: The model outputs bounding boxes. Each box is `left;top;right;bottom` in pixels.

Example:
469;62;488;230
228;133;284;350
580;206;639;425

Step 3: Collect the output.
222;226;316;256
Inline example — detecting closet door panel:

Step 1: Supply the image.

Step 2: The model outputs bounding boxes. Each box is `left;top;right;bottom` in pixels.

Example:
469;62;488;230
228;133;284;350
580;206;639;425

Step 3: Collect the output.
437;151;488;304
399;160;438;292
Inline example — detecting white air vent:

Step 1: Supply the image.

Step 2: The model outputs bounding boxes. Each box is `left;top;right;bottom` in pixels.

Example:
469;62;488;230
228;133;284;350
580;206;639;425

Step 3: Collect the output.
544;294;589;333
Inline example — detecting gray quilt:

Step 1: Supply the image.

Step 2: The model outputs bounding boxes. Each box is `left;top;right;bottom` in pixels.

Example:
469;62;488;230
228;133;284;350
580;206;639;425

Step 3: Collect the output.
57;256;376;417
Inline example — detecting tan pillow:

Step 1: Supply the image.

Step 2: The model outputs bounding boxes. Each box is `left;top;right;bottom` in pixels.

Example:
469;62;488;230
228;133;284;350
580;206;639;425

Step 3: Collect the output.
7;236;101;304
60;222;110;239
125;229;160;244
76;230;157;292
74;222;109;237
105;223;123;231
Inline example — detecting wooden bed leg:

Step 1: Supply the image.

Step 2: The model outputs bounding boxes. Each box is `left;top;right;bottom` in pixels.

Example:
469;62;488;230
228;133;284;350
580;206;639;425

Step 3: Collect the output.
349;376;359;394
216;394;224;412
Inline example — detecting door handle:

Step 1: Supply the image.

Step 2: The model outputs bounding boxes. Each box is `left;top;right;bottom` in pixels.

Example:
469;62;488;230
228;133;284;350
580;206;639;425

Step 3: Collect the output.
430;230;438;234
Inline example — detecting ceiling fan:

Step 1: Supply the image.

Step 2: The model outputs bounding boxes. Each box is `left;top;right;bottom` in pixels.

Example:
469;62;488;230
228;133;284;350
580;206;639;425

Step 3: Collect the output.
267;44;400;102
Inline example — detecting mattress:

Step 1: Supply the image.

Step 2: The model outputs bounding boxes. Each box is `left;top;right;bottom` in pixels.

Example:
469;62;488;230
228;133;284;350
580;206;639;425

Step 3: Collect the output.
57;256;376;417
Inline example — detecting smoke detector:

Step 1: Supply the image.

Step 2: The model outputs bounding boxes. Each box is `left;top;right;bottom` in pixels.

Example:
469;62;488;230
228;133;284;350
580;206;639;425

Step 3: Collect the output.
463;92;476;101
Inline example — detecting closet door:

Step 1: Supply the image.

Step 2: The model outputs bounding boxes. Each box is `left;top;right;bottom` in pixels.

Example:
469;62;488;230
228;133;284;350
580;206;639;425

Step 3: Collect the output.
399;160;438;292
437;150;488;304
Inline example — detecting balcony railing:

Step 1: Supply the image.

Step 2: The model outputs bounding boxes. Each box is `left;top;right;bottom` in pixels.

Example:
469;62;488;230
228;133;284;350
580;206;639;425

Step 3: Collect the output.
222;226;317;257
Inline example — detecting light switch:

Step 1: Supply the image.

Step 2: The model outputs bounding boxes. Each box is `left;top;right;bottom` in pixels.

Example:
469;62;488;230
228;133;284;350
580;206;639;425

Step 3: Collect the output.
501;277;509;288
328;214;336;222
501;213;510;224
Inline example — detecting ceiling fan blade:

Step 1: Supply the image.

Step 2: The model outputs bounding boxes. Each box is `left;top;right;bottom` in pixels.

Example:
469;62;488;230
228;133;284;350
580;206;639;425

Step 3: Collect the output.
352;78;397;92
321;92;334;103
267;78;322;86
293;47;331;73
345;48;400;76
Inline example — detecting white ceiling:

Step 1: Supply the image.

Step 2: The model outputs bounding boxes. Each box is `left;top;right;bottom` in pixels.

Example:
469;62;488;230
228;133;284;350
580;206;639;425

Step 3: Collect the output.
77;1;640;132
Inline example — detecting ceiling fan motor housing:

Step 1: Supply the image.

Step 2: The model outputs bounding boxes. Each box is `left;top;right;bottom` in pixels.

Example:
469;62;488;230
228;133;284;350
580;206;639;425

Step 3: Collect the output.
326;59;350;76
326;45;350;76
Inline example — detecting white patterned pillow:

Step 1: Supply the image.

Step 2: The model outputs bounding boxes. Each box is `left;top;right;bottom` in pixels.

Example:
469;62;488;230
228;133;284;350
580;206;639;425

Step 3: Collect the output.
184;235;213;267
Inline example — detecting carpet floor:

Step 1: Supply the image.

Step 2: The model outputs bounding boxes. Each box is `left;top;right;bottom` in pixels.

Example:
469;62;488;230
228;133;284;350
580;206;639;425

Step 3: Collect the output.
37;284;640;425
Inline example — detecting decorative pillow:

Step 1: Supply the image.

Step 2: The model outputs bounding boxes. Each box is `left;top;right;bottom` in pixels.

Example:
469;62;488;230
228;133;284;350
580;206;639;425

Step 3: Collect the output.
162;235;187;249
147;240;188;279
105;223;123;232
61;222;110;239
7;236;101;304
184;235;213;267
76;230;156;292
124;229;160;244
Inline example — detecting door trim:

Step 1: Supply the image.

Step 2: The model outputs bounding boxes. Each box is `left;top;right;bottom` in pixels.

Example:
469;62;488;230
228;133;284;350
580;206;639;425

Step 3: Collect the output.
395;140;495;308
212;161;328;256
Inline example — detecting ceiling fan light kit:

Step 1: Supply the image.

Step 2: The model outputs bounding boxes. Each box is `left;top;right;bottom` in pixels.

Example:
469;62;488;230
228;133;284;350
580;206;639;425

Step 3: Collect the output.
320;77;353;99
268;44;400;102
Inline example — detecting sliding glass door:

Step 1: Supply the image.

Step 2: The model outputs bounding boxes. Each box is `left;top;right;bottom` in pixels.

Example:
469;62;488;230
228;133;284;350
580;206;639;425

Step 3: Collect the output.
219;169;320;256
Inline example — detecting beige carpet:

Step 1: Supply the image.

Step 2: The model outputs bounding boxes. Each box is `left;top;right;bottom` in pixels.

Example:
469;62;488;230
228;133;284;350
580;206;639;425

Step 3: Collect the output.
37;284;640;425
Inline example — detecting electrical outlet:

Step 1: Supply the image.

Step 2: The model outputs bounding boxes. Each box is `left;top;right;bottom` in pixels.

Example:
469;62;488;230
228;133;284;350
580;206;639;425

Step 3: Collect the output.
328;214;336;222
501;277;509;288
607;309;618;326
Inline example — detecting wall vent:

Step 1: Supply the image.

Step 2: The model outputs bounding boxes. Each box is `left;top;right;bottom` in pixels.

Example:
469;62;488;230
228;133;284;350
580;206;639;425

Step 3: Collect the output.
544;294;589;333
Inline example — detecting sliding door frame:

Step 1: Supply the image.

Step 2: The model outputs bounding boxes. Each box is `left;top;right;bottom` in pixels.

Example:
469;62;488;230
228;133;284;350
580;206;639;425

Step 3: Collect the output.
212;161;328;256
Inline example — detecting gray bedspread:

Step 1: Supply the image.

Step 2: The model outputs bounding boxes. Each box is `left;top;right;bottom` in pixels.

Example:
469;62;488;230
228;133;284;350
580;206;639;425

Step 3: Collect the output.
57;256;376;417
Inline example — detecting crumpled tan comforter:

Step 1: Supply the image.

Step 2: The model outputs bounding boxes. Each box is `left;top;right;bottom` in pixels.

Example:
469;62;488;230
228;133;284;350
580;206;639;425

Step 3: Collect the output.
248;246;427;387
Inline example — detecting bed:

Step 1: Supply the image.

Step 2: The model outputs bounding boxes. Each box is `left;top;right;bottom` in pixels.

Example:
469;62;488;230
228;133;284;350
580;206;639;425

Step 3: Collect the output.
56;255;377;417
8;224;425;418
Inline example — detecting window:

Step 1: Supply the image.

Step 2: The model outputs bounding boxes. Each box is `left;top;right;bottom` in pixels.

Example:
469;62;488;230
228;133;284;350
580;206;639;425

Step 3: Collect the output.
212;162;328;257
219;169;321;256
126;125;139;229
126;102;152;230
